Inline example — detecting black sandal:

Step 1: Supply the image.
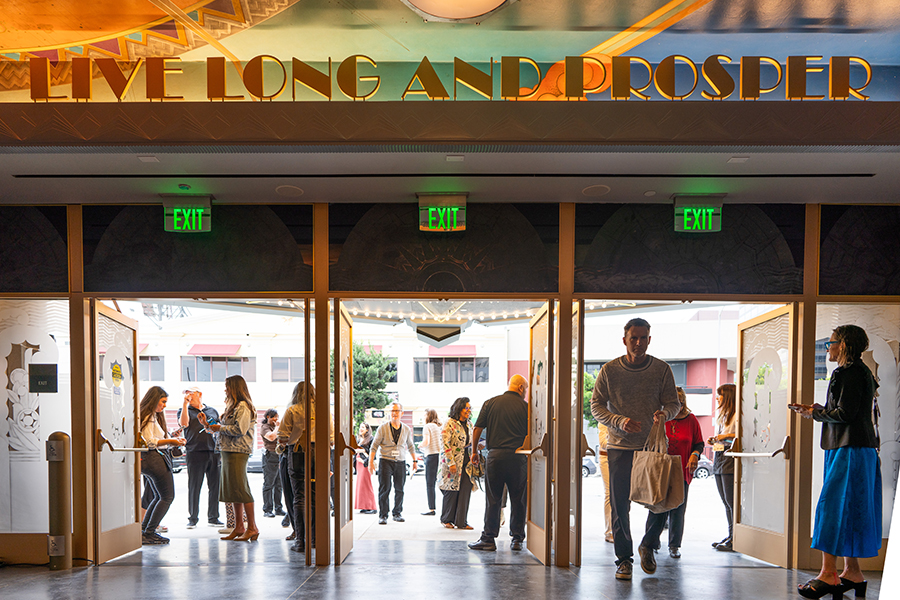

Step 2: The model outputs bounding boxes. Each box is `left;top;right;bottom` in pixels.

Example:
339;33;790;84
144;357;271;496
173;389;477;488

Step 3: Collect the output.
797;579;844;600
839;578;867;598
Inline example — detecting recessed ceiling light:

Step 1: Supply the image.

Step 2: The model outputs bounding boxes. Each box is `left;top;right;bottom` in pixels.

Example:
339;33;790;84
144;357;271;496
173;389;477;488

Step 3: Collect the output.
446;155;464;162
137;156;159;163
582;184;611;197
643;190;657;197
276;185;304;197
728;156;749;164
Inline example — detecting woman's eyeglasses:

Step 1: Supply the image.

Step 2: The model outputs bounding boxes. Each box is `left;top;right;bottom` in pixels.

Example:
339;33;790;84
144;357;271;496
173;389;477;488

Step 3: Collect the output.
824;340;839;349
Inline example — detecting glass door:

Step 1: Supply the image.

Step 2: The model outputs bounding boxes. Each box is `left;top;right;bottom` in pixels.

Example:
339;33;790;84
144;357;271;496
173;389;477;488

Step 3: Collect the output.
733;304;795;567
92;301;142;563
521;301;553;565
568;301;586;566
334;302;355;563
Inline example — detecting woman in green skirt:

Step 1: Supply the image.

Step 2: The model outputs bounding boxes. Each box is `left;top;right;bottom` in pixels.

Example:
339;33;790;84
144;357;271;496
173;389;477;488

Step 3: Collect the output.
200;375;259;541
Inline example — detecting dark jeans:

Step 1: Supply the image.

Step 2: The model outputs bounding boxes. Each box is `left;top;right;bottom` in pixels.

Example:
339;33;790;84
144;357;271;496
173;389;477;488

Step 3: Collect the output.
481;449;526;542
288;445;315;544
424;453;439;510
607;448;636;565
262;450;283;513
643;479;690;550
141;451;174;533
377;459;407;518
185;451;220;525
280;452;294;532
715;473;735;542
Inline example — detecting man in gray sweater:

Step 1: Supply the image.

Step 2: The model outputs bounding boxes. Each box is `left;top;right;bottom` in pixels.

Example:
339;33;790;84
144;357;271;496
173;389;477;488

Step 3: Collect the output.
591;318;680;581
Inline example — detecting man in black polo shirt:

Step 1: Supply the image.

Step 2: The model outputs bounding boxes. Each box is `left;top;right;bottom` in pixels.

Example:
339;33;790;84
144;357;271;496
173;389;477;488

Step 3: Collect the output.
468;374;529;552
177;387;223;529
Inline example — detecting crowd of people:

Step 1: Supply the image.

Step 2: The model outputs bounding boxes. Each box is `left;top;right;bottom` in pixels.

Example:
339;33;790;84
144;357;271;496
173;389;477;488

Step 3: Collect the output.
137;319;883;598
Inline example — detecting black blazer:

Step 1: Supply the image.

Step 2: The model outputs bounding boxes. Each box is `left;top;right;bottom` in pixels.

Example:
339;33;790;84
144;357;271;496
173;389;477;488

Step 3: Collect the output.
813;361;878;450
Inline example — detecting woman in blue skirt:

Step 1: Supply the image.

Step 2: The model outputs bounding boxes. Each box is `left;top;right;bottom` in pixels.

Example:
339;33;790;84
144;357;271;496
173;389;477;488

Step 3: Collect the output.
791;325;881;599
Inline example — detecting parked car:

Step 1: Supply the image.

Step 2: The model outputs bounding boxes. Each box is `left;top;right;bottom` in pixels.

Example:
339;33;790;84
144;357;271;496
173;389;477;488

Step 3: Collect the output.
693;454;714;479
247;451;264;474
581;456;597;478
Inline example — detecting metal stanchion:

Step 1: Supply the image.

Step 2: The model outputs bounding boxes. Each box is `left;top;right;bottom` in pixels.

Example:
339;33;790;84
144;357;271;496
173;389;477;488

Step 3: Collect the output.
47;431;72;570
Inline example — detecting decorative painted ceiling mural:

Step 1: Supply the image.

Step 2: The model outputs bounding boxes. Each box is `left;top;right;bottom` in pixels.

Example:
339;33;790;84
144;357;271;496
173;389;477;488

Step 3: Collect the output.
1;0;899;96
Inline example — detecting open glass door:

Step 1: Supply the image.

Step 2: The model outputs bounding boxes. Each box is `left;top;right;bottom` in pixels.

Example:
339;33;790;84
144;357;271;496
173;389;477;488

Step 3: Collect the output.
733;304;795;567
568;301;586;566
91;301;142;563
334;302;355;563
521;301;553;564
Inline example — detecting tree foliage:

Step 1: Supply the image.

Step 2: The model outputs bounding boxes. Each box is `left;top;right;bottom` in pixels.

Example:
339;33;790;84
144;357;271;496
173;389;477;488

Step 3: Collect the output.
333;341;394;429
582;372;598;428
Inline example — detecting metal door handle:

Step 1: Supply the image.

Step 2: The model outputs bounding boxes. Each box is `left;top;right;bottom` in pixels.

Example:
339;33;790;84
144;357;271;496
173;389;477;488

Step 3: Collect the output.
516;433;550;457
335;431;359;457
725;435;790;459
96;429;148;453
581;433;595;457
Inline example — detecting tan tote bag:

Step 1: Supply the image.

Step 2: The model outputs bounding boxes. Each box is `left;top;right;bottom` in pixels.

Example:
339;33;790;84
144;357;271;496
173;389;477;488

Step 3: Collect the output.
629;420;684;513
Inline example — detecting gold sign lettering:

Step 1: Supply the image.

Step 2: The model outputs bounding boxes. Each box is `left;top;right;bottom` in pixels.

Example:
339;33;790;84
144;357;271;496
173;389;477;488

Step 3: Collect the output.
501;56;541;100
611;56;653;100
701;55;734;100
22;53;877;104
740;56;783;100
207;57;245;101
337;55;380;100
95;58;144;101
654;55;698;100
564;56;609;99
786;56;825;100
292;58;332;100
243;55;287;101
29;57;67;101
829;56;871;100
146;57;183;101
402;56;449;100
453;58;493;100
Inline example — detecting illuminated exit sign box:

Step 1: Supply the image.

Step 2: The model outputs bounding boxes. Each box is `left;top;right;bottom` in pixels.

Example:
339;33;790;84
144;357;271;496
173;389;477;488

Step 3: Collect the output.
162;195;212;233
674;196;724;233
418;194;467;232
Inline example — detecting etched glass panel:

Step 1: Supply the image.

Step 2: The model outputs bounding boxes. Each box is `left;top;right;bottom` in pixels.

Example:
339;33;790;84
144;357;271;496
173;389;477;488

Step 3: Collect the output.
814;305;899;535
96;313;137;532
529;307;550;528
739;312;790;534
0;300;70;533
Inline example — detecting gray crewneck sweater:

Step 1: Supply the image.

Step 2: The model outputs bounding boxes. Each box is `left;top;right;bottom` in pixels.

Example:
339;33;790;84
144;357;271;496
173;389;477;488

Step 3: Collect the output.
590;355;680;450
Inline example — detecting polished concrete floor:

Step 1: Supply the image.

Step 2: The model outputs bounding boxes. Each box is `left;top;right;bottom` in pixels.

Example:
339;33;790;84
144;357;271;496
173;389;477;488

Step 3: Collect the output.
0;537;883;600
0;474;884;599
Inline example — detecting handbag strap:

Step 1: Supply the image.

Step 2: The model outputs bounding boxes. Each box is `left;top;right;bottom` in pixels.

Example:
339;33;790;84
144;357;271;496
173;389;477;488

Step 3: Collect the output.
642;419;669;454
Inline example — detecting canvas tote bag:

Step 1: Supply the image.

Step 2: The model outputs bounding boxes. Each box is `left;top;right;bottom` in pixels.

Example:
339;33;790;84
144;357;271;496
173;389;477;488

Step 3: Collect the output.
629;420;683;512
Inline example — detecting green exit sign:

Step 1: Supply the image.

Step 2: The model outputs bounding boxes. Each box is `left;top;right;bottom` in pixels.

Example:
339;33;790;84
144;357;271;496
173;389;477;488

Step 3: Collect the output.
674;197;723;233
417;194;467;232
162;196;212;233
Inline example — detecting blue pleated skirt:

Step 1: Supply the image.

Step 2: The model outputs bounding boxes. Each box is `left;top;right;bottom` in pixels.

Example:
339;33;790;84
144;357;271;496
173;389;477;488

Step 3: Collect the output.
811;447;882;558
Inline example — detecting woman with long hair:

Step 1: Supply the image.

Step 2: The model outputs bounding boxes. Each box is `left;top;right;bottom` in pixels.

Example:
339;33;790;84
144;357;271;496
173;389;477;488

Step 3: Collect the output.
419;408;442;516
792;325;881;599
355;422;377;514
138;386;185;545
708;383;736;552
276;381;318;553
199;375;258;541
439;397;474;530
